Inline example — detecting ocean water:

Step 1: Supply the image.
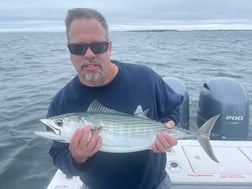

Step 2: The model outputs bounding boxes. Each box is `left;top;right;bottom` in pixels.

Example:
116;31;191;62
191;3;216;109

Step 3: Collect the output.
0;30;252;189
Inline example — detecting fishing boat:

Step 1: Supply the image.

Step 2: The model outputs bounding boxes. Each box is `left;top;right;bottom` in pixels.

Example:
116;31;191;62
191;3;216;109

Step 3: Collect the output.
47;77;252;189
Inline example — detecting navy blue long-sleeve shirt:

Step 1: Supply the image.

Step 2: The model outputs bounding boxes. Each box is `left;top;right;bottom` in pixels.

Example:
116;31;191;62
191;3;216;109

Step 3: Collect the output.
48;61;183;189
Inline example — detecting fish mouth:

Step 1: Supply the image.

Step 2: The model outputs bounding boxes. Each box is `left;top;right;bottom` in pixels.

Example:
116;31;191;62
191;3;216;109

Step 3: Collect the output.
40;119;61;135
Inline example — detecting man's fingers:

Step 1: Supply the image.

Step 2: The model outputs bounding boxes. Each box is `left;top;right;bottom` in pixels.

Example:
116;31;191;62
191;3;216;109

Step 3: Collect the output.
152;143;159;153
165;133;177;146
153;132;177;153
87;129;100;151
156;133;170;152
69;125;102;164
79;125;91;147
166;121;175;129
70;128;84;148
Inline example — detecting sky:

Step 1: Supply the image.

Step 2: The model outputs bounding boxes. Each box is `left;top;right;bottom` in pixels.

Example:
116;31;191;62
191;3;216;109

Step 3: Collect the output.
0;0;252;31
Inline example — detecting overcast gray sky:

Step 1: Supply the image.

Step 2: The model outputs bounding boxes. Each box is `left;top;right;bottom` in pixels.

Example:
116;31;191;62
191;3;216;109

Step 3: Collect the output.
0;0;251;22
0;0;252;31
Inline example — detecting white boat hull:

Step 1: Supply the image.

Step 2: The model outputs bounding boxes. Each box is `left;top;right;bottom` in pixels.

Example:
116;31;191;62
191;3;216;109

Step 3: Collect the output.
47;140;252;189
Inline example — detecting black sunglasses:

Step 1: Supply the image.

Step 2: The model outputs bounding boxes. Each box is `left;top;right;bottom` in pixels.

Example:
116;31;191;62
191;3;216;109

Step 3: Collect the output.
67;41;109;56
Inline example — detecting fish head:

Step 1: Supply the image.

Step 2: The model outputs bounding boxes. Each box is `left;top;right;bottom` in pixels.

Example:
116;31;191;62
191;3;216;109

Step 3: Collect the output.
37;113;88;142
42;114;86;132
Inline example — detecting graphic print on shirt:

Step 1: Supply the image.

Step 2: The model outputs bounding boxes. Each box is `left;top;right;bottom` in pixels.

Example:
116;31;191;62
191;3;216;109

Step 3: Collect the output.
134;105;144;114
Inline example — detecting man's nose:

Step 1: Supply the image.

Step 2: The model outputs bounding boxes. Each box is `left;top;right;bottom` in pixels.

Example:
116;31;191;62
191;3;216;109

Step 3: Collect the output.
84;47;95;57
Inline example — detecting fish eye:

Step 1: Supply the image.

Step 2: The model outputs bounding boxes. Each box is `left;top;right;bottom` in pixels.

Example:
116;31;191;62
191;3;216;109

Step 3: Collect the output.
55;119;63;126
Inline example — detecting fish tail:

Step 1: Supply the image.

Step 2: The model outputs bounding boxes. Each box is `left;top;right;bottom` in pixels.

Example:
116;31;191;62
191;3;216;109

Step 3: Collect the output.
197;114;221;163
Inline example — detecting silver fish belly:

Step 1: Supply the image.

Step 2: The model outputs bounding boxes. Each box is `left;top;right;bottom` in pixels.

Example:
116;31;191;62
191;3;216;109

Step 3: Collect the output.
35;100;221;162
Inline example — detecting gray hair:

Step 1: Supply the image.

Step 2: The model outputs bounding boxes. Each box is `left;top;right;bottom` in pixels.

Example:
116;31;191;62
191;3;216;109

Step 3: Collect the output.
65;8;109;41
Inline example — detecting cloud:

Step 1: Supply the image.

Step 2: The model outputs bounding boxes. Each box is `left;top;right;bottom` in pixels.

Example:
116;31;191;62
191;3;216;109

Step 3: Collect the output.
0;0;251;22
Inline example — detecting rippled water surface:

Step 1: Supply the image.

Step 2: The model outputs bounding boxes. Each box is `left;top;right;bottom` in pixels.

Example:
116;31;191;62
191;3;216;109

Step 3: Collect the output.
0;30;252;189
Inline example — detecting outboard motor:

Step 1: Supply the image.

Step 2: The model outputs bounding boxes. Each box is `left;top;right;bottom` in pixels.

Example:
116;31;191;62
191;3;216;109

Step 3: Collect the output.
163;77;189;129
197;77;249;140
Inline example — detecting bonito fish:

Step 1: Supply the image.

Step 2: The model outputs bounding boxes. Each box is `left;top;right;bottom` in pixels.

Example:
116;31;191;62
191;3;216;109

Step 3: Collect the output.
35;100;221;162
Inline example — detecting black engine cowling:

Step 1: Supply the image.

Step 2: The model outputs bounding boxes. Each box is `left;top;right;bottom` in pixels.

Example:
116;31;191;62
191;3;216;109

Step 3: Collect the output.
197;77;249;140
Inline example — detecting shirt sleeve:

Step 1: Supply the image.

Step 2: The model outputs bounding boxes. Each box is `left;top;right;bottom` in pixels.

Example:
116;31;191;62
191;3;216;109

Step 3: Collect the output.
155;76;183;124
47;101;84;176
49;141;83;176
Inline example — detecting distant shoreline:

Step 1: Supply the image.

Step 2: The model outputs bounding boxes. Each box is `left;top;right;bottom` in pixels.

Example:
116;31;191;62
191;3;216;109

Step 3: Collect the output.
127;29;178;32
126;29;252;32
1;19;252;33
0;29;252;33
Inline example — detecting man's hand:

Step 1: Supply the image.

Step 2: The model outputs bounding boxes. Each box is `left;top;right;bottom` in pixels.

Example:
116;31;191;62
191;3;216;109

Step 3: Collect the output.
152;120;177;153
69;125;102;164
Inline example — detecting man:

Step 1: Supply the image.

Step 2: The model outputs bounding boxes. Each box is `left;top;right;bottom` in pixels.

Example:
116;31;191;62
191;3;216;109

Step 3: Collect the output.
48;8;183;189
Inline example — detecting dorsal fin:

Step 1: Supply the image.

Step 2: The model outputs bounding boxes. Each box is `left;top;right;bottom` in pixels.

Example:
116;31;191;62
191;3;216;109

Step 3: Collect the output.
87;100;125;115
87;100;150;119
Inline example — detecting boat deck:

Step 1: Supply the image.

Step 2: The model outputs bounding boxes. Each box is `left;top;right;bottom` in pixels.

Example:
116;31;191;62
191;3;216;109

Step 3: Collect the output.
48;140;252;189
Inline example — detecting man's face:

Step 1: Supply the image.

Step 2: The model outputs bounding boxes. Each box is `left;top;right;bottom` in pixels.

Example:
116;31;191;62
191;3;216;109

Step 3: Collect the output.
68;18;113;86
